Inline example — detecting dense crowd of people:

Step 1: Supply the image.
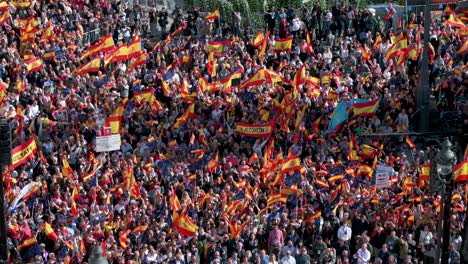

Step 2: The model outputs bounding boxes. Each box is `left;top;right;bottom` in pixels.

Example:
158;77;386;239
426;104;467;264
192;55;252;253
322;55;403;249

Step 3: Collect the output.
1;0;467;263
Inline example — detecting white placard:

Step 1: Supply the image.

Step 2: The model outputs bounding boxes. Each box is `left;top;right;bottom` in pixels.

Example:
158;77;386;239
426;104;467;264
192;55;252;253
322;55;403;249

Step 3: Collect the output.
95;134;121;152
375;164;393;189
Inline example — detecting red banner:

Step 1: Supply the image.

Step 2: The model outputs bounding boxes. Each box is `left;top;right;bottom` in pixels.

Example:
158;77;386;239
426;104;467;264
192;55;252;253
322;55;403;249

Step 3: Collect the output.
11;137;37;169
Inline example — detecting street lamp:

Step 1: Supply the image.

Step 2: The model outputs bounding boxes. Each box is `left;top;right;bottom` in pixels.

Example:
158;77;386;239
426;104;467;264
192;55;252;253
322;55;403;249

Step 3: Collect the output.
88;245;108;264
434;139;457;264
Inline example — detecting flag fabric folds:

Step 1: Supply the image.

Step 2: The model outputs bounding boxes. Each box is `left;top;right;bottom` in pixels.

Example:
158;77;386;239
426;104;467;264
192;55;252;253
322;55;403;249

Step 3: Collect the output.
352;99;379;118
328;100;348;132
105;98;129;134
274;37;293;53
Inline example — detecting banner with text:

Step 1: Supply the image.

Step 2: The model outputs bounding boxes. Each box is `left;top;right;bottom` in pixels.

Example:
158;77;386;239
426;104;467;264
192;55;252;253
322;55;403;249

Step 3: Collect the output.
235;121;275;138
11;137;38;169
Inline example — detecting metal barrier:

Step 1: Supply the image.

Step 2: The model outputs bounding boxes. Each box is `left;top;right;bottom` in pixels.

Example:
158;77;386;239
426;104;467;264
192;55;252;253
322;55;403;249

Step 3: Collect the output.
82;28;101;45
405;3;457;20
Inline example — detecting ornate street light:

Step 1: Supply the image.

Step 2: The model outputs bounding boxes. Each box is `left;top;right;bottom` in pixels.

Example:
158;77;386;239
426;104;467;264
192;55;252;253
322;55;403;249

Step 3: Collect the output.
434;139;457;264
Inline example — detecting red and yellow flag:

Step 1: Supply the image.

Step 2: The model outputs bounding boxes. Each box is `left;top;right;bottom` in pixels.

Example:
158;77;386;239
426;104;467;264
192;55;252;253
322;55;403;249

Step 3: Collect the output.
457;39;468;55
104;98;128;134
207;152;219;173
43;223;58;241
62;155;74;179
26;58;44;73
77;58;101;75
406;136;416;148
205;9;220;20
352;99;379;118
127;33;141;59
173;103;196;129
253;30;264;47
444;13;465;28
454;160;468;183
0;10;11;24
111;44;129;63
274;36;293;53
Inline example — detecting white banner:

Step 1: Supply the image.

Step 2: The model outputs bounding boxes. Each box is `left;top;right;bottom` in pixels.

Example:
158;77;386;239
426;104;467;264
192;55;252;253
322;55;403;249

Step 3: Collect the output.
95;134;121;152
375;164;394;189
9;182;39;210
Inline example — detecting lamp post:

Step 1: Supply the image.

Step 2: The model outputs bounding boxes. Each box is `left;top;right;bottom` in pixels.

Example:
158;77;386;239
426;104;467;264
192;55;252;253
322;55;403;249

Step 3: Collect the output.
417;0;431;132
434;139;457;264
88;245;108;264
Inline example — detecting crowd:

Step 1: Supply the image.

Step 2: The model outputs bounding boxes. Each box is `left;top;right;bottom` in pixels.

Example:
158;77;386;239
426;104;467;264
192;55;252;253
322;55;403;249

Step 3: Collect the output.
1;0;467;263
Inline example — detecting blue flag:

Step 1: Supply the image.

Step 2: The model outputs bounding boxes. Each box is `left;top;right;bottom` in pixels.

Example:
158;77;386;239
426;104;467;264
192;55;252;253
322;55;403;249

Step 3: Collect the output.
328;100;348;132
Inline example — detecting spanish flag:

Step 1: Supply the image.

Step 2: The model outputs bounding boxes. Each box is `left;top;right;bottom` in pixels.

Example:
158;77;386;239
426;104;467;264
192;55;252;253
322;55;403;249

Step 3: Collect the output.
241;69;282;88
357;164;373;177
62;155;74;179
207;40;230;54
0;2;8;10
420;163;430;180
179;56;192;65
305;29;313;54
40;22;54;42
0;10;11;24
294;64;306;87
131;225;148;234
454;159;468;183
9;0;31;8
206;52;216;78
119;230;130;249
20;31;35;43
95;34;116;54
267;193;287;207
173;207;197;237
304;210;321;223
281;156;301;173
428;42;435;63
43;50;55;60
129;52;147;70
360;46;371;61
253;30;264;47
259;30;270;57
170;191;182;211
16;79;25;92
127;33;141;59
205;9;220;20
274;36;293;53
315;178;329;189
76;58;101;75
173;103;196;129
43;223;58;241
103;48;118;66
384;36;408;61
26;58;44;73
17;237;37;252
105;98;128;134
444;13;465;28
372;33;382;51
111;44;129;63
207;152;219;173
221;68;243;91
406;136;416;148
248;152;258;165
457;39;468;55
80;34;115;60
15;106;24;136
352;99;379;118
